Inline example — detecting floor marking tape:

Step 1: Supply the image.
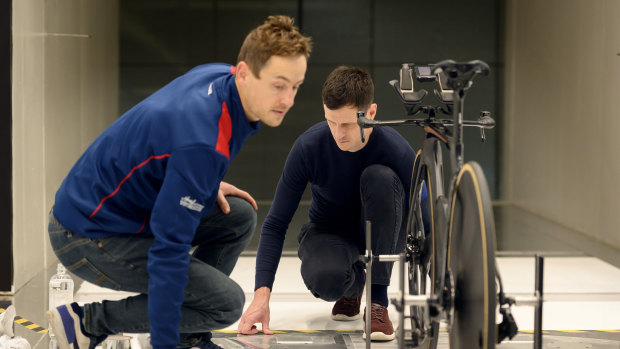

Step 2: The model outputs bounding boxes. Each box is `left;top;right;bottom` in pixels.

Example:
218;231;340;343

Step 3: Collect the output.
0;307;49;334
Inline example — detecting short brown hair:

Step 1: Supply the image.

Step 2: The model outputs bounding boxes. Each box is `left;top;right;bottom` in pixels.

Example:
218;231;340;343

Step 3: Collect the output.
322;66;374;111
237;15;312;77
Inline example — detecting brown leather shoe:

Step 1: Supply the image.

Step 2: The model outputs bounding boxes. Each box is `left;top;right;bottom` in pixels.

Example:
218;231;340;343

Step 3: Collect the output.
362;302;395;341
331;295;362;321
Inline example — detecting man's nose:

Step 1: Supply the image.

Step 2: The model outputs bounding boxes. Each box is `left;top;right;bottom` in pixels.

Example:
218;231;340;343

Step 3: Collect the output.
336;125;346;138
281;89;295;108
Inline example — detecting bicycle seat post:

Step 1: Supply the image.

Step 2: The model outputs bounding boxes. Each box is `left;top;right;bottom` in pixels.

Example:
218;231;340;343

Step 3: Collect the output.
432;60;490;177
451;89;466;176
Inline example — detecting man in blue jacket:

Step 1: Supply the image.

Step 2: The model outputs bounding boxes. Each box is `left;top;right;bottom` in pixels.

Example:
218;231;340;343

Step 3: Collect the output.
237;66;428;341
47;15;311;349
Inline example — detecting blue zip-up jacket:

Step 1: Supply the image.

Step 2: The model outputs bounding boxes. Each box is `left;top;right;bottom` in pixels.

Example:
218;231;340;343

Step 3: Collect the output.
254;122;417;290
53;63;259;349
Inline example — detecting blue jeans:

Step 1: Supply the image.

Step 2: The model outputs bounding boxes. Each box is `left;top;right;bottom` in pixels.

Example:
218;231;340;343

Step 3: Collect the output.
48;196;256;343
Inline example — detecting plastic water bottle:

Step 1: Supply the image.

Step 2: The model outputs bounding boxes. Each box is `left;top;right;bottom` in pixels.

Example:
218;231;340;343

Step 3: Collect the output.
49;263;74;346
49;263;74;310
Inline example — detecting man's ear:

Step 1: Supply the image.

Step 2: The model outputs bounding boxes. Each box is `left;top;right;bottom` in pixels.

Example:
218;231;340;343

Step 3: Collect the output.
366;103;378;120
235;61;249;82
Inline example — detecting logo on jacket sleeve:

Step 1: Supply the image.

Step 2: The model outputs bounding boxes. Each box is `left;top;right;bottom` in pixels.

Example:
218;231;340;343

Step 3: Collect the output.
179;196;204;212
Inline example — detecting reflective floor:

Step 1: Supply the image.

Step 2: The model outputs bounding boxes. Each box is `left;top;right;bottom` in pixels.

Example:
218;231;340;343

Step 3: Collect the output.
4;205;620;349
211;331;620;349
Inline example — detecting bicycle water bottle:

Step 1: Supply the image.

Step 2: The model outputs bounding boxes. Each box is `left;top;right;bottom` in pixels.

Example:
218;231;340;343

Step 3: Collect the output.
49;263;74;346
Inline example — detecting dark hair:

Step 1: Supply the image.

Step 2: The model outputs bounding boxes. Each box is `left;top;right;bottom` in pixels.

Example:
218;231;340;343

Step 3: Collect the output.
237;15;313;78
322;66;374;110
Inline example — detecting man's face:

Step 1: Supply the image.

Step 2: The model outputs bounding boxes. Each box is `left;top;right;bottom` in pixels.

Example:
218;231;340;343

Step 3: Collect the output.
324;103;377;152
236;55;307;127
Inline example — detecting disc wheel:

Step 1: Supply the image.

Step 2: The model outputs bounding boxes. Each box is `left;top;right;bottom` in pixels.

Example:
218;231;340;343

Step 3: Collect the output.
447;162;497;349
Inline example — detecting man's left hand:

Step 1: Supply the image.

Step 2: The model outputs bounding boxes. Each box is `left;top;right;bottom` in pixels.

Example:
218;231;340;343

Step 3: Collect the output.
217;181;258;214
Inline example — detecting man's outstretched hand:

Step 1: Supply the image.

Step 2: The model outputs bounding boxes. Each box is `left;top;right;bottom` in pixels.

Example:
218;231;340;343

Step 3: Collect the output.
237;287;273;335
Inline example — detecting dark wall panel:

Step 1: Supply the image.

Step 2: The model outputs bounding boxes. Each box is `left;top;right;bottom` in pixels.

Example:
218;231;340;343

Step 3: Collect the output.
303;0;372;65
374;0;498;64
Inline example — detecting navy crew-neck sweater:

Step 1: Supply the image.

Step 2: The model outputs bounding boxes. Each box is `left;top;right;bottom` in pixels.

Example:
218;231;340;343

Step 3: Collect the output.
53;63;258;349
255;122;415;290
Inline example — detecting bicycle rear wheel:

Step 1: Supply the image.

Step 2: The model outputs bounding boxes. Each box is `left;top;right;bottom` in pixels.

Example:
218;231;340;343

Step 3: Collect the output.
406;138;444;349
405;150;429;347
447;162;497;349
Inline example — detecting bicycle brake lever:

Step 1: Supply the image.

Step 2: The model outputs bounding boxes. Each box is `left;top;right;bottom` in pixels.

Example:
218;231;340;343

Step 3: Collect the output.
479;111;493;142
357;111;366;143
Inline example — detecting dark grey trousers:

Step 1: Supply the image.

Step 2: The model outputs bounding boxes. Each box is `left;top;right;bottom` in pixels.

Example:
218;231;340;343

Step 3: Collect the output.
297;164;407;301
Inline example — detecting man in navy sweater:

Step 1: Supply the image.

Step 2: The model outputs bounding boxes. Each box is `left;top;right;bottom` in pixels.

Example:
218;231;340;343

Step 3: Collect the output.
238;66;426;340
47;16;311;349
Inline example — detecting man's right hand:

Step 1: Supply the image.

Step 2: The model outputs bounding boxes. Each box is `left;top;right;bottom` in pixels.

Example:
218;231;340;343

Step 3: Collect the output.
237;287;273;335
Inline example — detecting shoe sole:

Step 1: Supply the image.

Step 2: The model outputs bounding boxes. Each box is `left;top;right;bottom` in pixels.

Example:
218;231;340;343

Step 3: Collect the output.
331;313;361;321
362;331;396;341
47;306;90;349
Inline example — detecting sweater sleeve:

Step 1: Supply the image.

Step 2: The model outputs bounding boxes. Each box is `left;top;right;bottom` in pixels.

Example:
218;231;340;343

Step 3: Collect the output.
147;146;226;349
254;139;309;290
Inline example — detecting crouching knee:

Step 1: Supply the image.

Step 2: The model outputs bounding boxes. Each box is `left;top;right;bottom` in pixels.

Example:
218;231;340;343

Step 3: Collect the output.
210;283;246;328
226;196;257;243
301;266;349;302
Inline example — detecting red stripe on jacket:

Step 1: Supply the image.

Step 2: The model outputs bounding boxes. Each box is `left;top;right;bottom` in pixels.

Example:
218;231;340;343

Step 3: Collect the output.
135;216;147;234
215;102;232;160
89;154;171;219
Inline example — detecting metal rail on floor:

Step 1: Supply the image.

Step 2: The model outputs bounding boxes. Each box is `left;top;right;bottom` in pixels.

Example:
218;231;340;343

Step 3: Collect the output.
361;220;546;349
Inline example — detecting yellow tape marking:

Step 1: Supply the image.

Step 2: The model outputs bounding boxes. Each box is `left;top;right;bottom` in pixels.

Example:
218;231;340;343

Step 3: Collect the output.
0;307;49;333
562;330;587;333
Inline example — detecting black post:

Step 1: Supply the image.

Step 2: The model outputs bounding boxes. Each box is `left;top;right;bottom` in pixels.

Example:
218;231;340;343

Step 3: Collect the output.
533;255;544;349
0;0;13;293
365;220;372;349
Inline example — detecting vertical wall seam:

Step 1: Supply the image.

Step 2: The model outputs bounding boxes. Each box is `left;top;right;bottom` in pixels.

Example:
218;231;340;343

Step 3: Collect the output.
2;0;14;292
